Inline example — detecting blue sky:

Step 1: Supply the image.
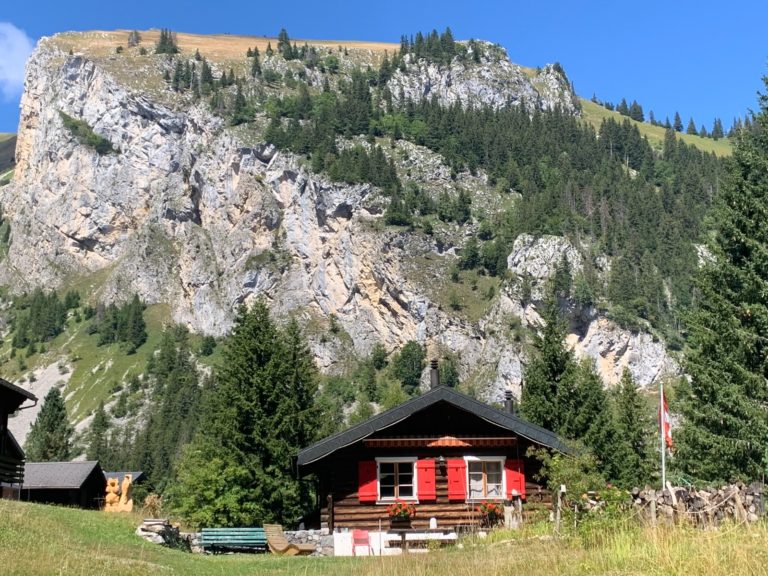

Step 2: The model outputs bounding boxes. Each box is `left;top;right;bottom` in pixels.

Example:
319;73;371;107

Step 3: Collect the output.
0;0;766;133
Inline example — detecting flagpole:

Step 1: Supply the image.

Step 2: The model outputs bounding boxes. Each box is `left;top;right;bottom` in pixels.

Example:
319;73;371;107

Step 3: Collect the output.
660;381;666;489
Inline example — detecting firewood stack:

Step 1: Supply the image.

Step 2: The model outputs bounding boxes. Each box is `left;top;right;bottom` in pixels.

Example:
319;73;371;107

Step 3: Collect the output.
631;482;764;526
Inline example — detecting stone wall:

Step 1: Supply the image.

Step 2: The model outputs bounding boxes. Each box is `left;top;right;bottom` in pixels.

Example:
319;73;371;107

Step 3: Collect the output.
284;528;333;556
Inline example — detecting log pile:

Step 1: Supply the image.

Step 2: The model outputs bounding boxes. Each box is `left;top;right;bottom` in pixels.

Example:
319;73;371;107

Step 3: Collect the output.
631;482;764;526
135;518;190;550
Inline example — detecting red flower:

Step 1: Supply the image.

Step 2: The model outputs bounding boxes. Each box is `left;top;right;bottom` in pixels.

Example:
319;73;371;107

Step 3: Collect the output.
387;499;416;519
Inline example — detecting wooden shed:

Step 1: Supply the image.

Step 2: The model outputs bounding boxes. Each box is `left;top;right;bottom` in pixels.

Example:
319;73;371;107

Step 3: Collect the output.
298;369;569;531
22;461;105;509
0;378;37;499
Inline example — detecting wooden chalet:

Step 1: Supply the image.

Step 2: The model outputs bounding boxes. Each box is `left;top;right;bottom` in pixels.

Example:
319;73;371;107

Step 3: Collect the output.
0;378;37;499
298;363;569;531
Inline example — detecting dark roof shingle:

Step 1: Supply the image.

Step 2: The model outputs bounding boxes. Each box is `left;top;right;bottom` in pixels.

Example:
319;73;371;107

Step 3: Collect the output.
298;386;571;466
23;461;103;489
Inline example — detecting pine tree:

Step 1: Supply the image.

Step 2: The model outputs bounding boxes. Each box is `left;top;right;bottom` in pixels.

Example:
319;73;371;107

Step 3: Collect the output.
613;369;652;487
126;294;147;353
251;51;262;78
569;359;626;484
676;78;768;482
170;302;318;527
25;387;73;461
391;341;426;395
673;111;683;132
127;30;141;48
686;117;698;135
521;298;577;432
155;29;179;55
86;401;110;463
712;117;724;140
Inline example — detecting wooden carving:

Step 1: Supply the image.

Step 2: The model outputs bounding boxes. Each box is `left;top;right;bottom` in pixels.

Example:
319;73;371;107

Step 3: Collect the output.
104;474;133;512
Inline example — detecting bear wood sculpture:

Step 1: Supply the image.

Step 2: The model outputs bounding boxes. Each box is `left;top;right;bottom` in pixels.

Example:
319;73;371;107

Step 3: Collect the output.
104;477;120;512
104;474;133;512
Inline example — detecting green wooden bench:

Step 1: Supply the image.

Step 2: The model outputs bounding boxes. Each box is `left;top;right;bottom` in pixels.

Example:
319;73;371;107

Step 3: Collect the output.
200;527;267;553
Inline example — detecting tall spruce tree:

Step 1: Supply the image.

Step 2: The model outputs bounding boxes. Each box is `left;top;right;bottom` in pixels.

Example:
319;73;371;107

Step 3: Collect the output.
521;298;577;432
676;77;768;482
25;387;73;461
86;401;110;463
170;302;318;527
613;369;653;487
673;111;683;132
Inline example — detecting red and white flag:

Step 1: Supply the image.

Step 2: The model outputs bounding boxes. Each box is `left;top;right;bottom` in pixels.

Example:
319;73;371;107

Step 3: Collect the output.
660;391;673;449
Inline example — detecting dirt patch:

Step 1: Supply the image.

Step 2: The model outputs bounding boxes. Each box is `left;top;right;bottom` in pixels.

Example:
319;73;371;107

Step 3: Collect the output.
7;362;72;447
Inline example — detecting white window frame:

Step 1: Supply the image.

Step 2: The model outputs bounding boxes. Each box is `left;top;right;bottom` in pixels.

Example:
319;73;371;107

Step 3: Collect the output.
375;456;418;503
464;456;506;502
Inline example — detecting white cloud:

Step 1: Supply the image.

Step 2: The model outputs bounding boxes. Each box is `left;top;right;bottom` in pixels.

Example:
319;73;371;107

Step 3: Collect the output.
0;22;34;101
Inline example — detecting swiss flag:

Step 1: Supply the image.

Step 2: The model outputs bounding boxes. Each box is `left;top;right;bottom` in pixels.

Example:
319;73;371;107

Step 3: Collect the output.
660;390;673;449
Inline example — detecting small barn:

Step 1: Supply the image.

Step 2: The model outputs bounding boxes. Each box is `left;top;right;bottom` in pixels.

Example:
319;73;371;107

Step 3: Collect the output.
298;364;569;531
22;461;105;509
0;378;37;500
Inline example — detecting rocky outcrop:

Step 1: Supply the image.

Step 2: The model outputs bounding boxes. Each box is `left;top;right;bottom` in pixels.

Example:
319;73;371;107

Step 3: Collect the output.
567;317;679;387
507;234;583;300
505;234;679;390
388;43;579;114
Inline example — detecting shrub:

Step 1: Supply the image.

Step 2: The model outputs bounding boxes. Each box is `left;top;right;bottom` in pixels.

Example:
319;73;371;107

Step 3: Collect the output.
59;112;115;155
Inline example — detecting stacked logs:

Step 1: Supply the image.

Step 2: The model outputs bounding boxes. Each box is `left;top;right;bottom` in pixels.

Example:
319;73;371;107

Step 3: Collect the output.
631;482;764;526
135;518;190;550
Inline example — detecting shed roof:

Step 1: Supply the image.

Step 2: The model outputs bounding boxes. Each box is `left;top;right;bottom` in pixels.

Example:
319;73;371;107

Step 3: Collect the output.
298;386;570;467
23;461;103;489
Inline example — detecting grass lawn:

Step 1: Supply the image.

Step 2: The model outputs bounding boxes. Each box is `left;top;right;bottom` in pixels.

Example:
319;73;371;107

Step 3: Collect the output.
3;499;768;576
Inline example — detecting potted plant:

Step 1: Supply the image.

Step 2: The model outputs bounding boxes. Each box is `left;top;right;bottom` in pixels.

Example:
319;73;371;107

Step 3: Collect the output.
387;500;416;529
477;501;504;528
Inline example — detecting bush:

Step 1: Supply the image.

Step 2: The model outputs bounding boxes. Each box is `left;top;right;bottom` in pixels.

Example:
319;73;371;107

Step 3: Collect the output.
59;112;115;155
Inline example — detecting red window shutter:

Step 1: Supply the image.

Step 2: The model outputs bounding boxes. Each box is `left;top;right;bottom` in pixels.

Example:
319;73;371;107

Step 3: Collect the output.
358;461;378;502
446;459;467;501
416;459;436;502
505;459;526;499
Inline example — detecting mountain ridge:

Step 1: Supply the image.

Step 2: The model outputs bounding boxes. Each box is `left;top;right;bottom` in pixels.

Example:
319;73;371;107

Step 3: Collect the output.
1;28;688;440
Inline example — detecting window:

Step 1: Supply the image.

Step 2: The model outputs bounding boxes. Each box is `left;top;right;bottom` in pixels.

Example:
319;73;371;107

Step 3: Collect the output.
467;457;504;500
377;458;416;500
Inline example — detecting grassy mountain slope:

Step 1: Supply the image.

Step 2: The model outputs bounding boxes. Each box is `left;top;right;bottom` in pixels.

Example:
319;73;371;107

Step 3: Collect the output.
0;133;15;180
580;99;732;156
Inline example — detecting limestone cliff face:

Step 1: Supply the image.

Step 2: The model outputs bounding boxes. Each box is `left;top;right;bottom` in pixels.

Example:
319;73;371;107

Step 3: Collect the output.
1;33;674;404
388;43;579;114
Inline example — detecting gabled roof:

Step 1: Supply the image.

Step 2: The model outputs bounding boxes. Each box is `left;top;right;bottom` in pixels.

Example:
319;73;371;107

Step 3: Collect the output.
298;386;570;466
0;378;37;412
23;461;103;489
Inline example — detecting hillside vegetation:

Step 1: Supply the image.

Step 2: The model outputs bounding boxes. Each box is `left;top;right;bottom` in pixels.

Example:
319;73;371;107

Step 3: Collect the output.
580;99;732;156
1;499;767;576
0;133;15;181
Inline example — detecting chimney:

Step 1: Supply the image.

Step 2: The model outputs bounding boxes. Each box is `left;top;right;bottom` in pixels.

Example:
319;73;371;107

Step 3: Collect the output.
430;359;440;389
504;390;516;414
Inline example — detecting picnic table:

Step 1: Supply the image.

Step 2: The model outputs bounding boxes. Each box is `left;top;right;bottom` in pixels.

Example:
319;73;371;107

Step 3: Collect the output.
386;528;458;553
